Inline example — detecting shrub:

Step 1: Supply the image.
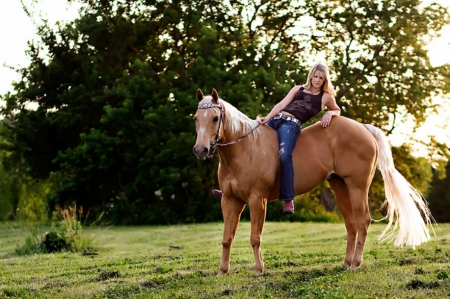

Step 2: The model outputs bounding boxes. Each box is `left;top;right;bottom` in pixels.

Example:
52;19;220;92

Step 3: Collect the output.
15;205;103;255
264;192;343;223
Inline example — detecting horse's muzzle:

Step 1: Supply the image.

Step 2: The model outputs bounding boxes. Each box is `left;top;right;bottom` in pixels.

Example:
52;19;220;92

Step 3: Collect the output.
193;144;210;160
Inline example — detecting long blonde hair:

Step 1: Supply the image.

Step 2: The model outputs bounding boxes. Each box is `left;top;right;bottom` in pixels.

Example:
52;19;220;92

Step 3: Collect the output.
303;63;336;96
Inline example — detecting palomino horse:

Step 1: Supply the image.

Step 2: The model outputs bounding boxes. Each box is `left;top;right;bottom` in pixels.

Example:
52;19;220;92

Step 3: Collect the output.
193;88;433;275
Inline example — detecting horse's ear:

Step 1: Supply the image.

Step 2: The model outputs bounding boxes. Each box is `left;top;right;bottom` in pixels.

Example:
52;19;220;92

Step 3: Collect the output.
196;89;204;102
211;88;219;103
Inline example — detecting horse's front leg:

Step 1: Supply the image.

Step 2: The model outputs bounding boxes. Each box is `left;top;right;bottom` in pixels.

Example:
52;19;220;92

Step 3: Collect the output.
248;195;268;275
218;195;246;276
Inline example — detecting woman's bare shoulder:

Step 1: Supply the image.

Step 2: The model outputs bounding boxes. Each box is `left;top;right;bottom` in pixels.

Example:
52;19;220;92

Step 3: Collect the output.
289;85;303;92
322;91;335;100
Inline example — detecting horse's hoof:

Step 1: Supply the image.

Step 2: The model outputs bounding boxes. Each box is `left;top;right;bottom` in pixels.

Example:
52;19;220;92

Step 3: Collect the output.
350;262;362;271
343;260;352;268
217;270;228;276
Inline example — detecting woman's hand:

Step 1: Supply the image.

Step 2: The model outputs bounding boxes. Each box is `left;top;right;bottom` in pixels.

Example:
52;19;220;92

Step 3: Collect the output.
257;116;269;124
320;111;333;127
321;93;340;128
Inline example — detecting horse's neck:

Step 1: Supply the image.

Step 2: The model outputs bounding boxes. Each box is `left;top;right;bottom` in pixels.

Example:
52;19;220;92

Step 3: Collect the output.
220;114;256;144
217;102;264;161
217;138;249;168
218;120;263;165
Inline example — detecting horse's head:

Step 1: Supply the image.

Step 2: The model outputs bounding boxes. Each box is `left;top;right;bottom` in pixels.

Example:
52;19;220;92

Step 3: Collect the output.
193;88;224;160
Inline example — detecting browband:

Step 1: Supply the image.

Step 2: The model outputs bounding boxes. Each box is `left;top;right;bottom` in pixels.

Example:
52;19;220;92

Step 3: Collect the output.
198;103;222;109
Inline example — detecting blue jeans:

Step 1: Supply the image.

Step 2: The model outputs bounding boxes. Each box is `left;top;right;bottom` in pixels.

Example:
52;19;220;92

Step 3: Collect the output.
267;118;302;201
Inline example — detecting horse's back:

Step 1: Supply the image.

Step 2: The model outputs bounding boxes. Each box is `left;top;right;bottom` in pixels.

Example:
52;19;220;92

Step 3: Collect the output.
291;117;378;194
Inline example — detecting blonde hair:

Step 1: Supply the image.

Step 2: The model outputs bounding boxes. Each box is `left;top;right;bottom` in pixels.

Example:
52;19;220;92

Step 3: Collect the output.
303;63;336;96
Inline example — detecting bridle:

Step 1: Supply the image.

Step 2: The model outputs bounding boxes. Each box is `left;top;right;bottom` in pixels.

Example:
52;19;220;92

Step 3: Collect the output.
197;102;225;152
197;102;260;159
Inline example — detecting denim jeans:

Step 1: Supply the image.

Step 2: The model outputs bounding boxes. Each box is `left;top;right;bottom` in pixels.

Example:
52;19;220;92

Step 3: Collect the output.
267;118;302;201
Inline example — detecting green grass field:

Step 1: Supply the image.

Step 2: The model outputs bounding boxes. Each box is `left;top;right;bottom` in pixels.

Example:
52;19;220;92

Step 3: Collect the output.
0;221;449;298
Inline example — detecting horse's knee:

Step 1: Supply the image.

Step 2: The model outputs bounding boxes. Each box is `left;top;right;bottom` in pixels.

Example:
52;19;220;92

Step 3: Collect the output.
250;235;261;248
222;236;234;248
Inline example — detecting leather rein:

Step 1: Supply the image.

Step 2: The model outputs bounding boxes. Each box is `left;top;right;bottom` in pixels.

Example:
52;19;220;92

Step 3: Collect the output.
197;102;260;159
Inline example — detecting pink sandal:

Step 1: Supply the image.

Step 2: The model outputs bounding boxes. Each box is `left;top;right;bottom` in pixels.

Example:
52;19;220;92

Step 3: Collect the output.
283;200;294;214
212;189;223;197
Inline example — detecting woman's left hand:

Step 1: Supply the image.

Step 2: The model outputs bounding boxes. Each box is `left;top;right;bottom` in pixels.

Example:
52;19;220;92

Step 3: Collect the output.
257;116;269;124
320;111;333;128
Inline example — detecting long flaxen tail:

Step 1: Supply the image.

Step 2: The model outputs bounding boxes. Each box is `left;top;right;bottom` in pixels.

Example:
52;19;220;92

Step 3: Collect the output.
363;124;433;248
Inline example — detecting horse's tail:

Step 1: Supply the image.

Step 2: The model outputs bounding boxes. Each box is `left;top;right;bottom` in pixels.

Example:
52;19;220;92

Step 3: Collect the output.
363;124;433;248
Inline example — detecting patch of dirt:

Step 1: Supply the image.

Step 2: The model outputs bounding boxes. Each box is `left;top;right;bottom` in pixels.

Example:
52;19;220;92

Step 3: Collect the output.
139;281;159;290
81;250;99;256
97;270;120;281
414;268;427;275
220;289;234;296
45;280;65;288
169;245;182;250
399;258;418;266
406;278;439;289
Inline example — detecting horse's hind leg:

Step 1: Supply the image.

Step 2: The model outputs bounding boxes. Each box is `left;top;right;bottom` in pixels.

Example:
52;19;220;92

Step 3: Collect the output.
347;185;371;270
329;174;357;268
248;195;268;275
218;196;246;276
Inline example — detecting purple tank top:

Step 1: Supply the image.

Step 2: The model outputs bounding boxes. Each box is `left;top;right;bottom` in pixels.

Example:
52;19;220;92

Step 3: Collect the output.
281;87;323;124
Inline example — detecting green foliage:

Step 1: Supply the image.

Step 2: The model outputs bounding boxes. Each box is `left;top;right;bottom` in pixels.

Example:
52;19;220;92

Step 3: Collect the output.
0;0;448;224
307;0;450;127
0;121;56;221
15;206;96;255
427;161;450;222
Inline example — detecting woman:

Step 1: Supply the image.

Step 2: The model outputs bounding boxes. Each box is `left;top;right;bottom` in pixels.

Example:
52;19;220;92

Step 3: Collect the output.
213;62;341;214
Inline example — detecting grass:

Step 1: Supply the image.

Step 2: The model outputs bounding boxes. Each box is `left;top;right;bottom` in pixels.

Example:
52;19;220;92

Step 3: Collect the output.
0;221;449;298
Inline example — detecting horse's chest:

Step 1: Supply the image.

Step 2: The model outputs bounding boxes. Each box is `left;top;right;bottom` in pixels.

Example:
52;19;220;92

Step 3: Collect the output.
219;162;277;193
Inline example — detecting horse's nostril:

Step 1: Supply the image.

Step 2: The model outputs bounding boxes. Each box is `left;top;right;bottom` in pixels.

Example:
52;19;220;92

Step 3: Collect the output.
202;147;209;154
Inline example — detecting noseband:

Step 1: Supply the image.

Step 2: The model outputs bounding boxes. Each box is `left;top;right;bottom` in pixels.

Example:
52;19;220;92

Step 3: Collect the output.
197;102;260;159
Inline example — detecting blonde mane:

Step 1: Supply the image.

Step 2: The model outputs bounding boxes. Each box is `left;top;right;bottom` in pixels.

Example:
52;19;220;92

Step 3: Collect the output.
200;96;262;138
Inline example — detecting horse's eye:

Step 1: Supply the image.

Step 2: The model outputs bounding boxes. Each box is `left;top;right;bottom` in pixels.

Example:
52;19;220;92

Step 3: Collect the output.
213;116;219;122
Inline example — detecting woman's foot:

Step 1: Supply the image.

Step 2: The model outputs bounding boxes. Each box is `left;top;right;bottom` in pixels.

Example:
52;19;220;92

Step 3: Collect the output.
283;200;294;214
212;189;223;198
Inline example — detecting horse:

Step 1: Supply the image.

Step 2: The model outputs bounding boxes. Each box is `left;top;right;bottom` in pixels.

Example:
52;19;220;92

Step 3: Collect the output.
193;88;433;276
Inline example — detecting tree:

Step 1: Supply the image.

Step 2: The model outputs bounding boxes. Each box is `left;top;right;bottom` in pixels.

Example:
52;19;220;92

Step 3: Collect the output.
303;0;450;129
427;161;450;222
0;0;448;223
0;121;52;221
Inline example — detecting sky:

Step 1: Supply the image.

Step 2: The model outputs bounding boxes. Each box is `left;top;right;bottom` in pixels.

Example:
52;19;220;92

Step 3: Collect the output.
0;0;449;157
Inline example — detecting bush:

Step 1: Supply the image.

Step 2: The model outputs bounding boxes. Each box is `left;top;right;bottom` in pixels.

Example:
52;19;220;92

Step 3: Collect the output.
264;190;343;223
15;206;102;255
